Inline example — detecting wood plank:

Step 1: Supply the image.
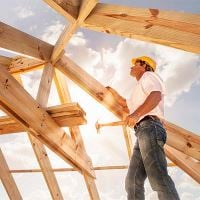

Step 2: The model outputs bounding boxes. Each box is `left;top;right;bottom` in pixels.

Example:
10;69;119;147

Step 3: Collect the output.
0;103;87;134
81;3;200;54
9;56;46;74
0;64;94;178
0;55;12;66
55;56;125;118
51;0;97;62
122;125;133;159
0;149;22;200
54;69;100;200
43;0;79;22
0;22;53;61
165;145;200;184
165;121;200;161
16;65;64;200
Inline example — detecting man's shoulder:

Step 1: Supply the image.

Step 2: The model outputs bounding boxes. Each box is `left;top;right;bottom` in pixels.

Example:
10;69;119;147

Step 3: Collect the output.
143;71;163;82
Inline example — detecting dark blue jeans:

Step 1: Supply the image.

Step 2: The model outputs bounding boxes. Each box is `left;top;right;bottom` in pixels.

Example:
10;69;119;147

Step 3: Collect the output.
125;117;180;200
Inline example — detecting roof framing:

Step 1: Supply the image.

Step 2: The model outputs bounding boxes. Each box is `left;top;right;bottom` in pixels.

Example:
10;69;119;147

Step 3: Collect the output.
0;0;200;198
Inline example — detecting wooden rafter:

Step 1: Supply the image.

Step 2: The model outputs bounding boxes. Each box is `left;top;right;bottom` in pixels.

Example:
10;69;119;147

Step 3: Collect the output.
0;103;87;135
0;149;22;200
0;22;53;61
0;64;94;178
16;65;64;200
165;145;200;183
51;0;97;62
43;0;80;22
0;55;12;67
54;69;100;200
82;3;200;54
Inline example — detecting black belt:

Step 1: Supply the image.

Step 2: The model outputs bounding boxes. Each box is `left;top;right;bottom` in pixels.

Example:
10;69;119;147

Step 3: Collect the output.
134;115;160;130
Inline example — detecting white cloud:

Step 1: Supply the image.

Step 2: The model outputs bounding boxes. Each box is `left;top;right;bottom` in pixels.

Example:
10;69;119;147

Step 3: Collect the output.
14;6;35;19
42;21;65;45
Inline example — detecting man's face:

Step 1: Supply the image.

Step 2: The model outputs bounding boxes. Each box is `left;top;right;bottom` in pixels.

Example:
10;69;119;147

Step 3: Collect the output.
130;61;145;77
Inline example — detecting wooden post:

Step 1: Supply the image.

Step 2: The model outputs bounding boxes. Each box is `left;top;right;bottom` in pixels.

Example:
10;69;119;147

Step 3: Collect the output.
0;149;22;200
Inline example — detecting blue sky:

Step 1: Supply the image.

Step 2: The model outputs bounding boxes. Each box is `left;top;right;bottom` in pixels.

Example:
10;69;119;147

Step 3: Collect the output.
0;0;200;199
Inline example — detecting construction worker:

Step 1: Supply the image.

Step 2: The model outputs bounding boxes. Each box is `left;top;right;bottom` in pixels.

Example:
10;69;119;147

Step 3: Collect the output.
124;56;180;200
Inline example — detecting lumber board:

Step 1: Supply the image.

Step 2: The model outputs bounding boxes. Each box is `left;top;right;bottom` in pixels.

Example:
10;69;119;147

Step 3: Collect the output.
17;66;64;200
0;149;22;200
82;3;200;54
165;121;200;161
0;64;94;178
165;145;200;184
0;103;87;134
0;55;12;67
43;0;79;21
0;22;53;61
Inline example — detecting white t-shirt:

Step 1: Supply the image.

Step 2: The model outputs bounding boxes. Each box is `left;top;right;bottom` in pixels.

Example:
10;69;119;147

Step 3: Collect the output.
127;71;165;122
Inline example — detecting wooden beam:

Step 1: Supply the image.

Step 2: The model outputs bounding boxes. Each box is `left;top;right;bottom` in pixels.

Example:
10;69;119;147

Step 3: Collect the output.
122;126;133;159
43;0;79;22
55;56;125;118
165;121;200;161
165;145;200;184
0;103;87;135
51;0;97;62
9;56;46;74
81;3;200;54
0;55;12;67
0;64;94;178
54;69;100;200
0;22;53;61
16;65;64;200
0;149;22;200
10;163;176;173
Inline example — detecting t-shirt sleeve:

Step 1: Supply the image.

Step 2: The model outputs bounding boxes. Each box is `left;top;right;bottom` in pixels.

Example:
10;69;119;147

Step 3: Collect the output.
141;72;165;96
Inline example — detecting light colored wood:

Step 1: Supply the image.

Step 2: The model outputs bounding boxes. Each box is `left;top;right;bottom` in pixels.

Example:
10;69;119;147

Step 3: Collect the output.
54;69;100;200
122;126;133;159
43;0;78;22
165;145;200;184
0;64;94;178
0;22;53;61
51;0;97;62
16;65;64;200
0;55;12;66
9;56;46;74
165;121;200;161
0;149;22;200
82;3;200;54
10;163;176;173
0;103;87;135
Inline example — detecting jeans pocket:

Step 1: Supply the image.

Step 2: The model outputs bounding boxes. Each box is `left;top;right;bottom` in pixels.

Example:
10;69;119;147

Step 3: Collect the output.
155;125;166;147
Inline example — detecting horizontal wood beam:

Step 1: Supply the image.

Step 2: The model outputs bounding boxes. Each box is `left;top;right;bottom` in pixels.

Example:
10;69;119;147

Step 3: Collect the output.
0;149;22;200
0;22;53;61
9;163;176;173
0;103;87;134
82;3;200;54
165;145;200;184
0;64;94;178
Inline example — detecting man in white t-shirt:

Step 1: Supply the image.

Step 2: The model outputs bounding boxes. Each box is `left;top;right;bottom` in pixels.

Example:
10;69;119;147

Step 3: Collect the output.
124;56;180;200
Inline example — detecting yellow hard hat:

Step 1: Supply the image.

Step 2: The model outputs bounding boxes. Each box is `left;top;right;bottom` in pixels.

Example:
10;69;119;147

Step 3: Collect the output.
131;56;156;71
